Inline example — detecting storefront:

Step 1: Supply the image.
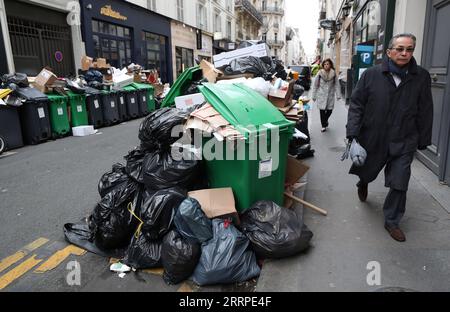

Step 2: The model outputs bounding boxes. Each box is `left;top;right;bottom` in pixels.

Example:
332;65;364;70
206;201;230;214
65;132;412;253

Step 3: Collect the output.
1;0;81;77
79;0;173;83
171;21;213;79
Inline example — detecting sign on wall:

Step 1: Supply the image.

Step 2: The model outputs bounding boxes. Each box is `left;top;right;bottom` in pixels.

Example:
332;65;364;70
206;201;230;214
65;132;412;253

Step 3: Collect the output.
100;5;127;21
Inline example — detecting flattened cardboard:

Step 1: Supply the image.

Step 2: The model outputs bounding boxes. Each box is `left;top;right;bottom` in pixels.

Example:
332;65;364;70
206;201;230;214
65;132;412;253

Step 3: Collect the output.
285;155;310;186
200;59;223;83
35;69;57;89
188;188;237;219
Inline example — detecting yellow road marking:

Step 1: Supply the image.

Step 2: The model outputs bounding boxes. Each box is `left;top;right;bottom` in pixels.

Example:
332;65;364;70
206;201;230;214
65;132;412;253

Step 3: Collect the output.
34;245;86;274
0;238;49;273
142;268;164;276
0;255;43;290
177;282;194;292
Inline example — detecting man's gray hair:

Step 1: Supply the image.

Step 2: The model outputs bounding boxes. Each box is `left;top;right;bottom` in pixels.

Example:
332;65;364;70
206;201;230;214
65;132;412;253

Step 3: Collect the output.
388;33;417;49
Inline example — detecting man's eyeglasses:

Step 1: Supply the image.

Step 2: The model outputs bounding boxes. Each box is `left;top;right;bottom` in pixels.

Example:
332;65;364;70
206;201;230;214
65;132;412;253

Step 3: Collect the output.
392;47;415;53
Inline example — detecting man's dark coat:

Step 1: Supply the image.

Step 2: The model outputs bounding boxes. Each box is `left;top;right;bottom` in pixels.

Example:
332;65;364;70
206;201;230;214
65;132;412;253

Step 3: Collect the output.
346;56;433;184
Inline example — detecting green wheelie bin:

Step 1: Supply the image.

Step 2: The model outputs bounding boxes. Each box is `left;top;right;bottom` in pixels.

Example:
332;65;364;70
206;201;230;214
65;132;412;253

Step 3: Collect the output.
66;91;88;127
46;93;71;138
161;66;203;108
197;83;295;213
131;82;155;116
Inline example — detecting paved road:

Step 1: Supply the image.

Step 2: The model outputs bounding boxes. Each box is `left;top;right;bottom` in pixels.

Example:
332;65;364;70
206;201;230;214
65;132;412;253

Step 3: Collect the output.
0;118;209;292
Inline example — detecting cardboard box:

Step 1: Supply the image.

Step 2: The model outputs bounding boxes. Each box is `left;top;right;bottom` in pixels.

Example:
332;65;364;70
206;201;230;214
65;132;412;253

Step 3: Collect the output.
112;74;134;90
213;43;270;68
188;188;237;219
284;155;310;208
268;80;295;108
34;69;57;90
81;56;93;71
175;93;205;110
200;59;223;83
95;58;109;68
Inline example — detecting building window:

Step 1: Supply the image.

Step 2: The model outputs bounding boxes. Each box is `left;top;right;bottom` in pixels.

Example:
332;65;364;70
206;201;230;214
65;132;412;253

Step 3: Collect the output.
147;0;156;11
227;19;232;40
197;2;207;30
262;33;267;42
177;0;184;22
141;31;167;81
214;11;221;33
92;19;132;68
175;47;194;77
275;33;278;43
262;0;267;11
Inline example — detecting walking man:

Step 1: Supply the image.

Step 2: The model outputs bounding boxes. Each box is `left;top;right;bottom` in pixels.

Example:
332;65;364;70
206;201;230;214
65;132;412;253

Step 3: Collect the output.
346;33;433;242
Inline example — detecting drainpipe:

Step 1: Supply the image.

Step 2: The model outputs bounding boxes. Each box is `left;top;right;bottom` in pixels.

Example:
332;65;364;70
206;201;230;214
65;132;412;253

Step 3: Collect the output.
0;0;15;73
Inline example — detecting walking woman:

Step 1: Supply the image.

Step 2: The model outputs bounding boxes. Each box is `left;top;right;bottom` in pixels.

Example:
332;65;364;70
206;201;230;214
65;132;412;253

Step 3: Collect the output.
311;58;342;132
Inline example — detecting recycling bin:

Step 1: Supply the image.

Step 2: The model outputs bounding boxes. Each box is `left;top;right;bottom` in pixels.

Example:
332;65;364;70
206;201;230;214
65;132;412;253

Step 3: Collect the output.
46;93;71;138
131;82;155;115
66;91;88;127
161;66;203;108
121;85;139;119
84;87;103;129
198;83;294;212
116;90;129;121
0;105;23;153
100;90;120;126
15;87;51;145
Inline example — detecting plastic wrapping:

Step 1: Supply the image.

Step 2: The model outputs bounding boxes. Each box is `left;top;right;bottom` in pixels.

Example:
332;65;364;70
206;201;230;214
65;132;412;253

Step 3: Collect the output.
241;201;313;259
191;219;260;286
98;163;129;198
174;198;212;243
1;73;29;88
161;230;200;285
123;234;162;269
143;152;200;192
88;180;139;250
124;147;147;184
139;188;187;240
138;108;188;151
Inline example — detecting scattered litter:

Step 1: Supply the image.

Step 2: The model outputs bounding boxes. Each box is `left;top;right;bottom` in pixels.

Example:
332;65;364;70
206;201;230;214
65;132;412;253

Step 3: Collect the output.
110;262;131;273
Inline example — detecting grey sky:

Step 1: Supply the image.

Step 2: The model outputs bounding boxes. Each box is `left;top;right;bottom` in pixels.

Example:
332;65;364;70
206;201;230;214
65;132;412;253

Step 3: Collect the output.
285;0;320;58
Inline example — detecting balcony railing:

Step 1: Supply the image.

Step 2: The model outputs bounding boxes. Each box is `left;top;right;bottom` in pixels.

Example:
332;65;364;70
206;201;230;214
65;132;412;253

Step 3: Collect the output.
235;0;264;25
267;40;285;48
261;6;284;15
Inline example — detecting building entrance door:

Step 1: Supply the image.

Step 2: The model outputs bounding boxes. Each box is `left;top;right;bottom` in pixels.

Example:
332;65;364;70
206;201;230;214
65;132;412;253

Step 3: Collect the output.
418;0;450;184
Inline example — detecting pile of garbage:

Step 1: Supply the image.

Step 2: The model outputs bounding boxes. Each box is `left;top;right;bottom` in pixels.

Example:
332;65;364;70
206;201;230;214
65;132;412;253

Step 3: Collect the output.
64;103;314;286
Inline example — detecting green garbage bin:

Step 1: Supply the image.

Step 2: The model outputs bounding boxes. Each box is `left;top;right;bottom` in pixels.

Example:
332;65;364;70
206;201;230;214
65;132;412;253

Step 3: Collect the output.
197;83;295;213
161;66;203;108
131;82;155;116
66;91;88;127
46;93;70;138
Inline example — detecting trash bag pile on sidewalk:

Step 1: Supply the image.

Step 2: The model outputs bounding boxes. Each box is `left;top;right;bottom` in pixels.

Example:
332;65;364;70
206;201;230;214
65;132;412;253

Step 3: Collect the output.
64;48;315;287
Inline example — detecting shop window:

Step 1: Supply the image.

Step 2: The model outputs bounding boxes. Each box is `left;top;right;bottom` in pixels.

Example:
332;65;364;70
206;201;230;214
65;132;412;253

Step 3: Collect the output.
142;31;167;81
92;19;132;68
176;47;194;78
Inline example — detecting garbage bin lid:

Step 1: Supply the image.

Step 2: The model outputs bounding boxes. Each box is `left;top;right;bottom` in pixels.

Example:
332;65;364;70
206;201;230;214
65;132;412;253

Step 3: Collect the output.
161;66;202;108
15;87;47;101
198;83;293;130
131;82;153;90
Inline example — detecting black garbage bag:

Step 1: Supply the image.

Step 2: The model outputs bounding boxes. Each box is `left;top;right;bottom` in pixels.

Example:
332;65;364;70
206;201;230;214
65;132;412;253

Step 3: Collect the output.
63;223;126;259
88;180;139;250
143;151;200;191
161;230;201;285
139;188;187;240
84;70;103;83
123;233;162;269
138;108;188;151
241;201;313;259
224;56;271;78
65;79;86;94
98;163;129;198
296;144;315;160
1;73;29;88
124;147;147;184
174;198;212;244
191;219;261;286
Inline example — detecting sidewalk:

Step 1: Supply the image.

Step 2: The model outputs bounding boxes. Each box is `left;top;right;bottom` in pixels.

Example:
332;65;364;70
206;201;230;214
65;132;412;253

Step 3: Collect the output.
256;100;450;292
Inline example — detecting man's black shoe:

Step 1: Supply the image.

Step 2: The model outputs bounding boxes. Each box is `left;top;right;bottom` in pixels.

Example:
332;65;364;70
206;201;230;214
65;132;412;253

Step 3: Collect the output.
357;183;368;202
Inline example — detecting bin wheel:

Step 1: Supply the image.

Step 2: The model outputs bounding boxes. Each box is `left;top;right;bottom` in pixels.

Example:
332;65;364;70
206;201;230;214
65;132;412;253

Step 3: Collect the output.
0;136;6;155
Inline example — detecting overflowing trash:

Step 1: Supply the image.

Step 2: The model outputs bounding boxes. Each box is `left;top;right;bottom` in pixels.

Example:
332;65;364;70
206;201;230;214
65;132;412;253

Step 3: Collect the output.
62;45;320;288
